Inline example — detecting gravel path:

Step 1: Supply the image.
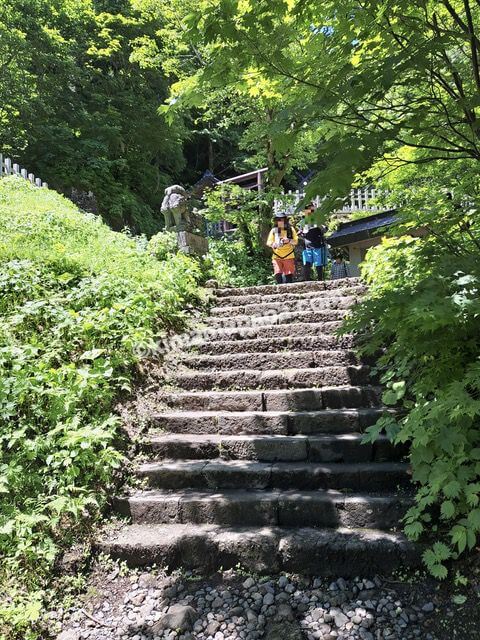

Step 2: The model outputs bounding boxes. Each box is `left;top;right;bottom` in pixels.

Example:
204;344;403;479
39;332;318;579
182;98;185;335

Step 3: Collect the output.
52;564;465;640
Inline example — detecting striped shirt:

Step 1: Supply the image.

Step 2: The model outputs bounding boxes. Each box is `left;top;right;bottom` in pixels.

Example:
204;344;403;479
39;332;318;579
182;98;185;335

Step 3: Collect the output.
331;261;349;279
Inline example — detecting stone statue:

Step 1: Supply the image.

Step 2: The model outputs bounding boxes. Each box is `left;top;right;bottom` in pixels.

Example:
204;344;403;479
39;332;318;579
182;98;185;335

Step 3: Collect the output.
160;183;209;256
161;185;190;231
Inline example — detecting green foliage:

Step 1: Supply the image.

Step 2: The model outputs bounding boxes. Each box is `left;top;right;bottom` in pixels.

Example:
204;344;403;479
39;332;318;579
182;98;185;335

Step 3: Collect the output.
0;178;202;638
167;0;480;214
161;0;327;197
203;184;277;252
148;230;179;261
344;165;480;576
205;238;272;287
0;0;187;235
203;184;267;229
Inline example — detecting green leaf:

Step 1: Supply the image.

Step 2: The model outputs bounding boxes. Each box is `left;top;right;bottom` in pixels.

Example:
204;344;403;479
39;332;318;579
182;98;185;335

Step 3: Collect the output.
467;509;480;531
391;380;406;399
430;564;448;580
443;481;462;499
432;542;451;561
405;521;423;540
451;526;468;553
80;349;106;361
441;500;456;520
382;390;398;405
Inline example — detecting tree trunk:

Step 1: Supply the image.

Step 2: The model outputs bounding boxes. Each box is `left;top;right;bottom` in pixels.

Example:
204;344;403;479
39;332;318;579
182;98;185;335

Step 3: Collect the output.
257;108;291;254
238;219;255;256
207;134;214;172
258;139;288;252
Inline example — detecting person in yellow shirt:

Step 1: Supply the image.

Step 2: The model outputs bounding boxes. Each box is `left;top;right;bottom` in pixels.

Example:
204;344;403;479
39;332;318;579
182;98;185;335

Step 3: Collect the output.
266;212;298;284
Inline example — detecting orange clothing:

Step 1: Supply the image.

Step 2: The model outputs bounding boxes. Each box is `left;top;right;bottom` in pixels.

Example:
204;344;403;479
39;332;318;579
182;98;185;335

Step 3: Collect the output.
273;258;296;276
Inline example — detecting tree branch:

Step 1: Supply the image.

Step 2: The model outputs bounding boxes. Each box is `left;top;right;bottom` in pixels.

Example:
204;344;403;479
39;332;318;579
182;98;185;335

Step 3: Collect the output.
463;0;480;92
442;0;480;52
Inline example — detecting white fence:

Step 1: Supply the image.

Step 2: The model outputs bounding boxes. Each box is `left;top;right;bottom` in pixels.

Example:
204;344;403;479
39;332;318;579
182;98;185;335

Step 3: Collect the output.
207;186;386;237
0;154;47;188
274;187;383;216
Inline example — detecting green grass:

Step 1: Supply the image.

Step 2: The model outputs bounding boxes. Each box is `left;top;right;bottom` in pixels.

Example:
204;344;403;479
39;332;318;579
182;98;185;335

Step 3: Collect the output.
0;178;203;639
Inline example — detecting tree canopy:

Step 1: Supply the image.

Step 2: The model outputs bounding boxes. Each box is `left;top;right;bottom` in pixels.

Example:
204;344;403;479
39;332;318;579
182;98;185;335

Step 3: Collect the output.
166;0;480;206
0;0;189;233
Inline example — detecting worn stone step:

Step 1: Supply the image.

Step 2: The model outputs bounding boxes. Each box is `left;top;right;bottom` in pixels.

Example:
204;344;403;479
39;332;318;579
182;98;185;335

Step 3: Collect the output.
144;433;402;463
149;408;385;436
210;295;358;318
194;335;355;355
215;278;362;298
193;321;344;343
156;386;382;412
115;489;412;529
214;286;366;308
264;387;382;411
173;365;371;391
208;309;349;329
183;350;359;371
136;460;410;492
97;523;421;575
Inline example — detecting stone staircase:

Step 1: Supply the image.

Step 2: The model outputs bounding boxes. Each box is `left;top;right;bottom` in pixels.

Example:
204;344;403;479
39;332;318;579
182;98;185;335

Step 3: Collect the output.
99;278;419;576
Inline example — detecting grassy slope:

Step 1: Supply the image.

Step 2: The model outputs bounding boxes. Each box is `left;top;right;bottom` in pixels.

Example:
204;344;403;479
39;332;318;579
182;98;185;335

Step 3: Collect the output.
0;178;203;639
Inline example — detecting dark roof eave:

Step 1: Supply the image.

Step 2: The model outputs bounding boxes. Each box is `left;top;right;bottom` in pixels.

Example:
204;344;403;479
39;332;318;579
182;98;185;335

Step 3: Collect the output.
327;210;399;247
328;228;383;247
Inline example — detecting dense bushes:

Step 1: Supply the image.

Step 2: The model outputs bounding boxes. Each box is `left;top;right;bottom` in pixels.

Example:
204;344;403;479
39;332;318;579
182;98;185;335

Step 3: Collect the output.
345;235;480;578
148;228;273;287
0;178;202;638
148;230;179;261
205;237;273;287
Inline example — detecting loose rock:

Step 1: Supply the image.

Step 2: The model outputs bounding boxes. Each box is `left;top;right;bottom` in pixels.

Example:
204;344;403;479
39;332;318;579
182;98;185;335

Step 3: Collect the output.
151;604;197;634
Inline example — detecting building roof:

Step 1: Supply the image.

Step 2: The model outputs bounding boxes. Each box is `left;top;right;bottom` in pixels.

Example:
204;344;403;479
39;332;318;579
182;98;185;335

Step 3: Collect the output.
217;167;267;190
190;170;220;198
328;210;398;247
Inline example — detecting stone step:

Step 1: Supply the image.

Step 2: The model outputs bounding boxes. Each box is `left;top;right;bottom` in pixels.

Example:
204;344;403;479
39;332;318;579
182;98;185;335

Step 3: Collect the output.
136;460;410;492
156;386;383;412
214;285;366;308
172;366;371;391
182;350;359;371
193;321;344;342
215;278;362;298
97;524;421;575
149;408;385;436
115;489;413;529
208;309;349;329
210;295;358;318
144;433;402;463
195;335;355;355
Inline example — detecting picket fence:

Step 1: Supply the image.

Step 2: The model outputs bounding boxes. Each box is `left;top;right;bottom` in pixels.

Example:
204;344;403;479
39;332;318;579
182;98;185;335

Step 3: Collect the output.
0;154;47;188
274;187;382;216
208;186;385;237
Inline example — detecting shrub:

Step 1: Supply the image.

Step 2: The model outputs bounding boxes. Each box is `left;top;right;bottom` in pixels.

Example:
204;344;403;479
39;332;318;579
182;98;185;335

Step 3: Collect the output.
204;237;273;287
148;230;179;261
0;178;202;638
345;235;480;579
